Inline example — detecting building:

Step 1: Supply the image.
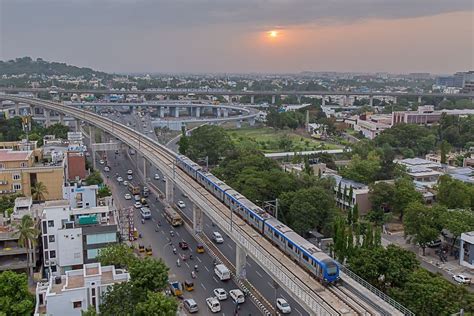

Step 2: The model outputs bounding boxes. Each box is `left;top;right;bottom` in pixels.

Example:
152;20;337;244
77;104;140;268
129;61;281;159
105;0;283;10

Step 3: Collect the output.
0;139;38;151
65;152;87;182
447;167;474;184
40;199;118;276
396;158;443;188
35;262;130;316
0;197;39;274
459;232;474;269
0;148;65;200
435;76;455;87
63;183;98;209
323;174;372;214
353;114;391;139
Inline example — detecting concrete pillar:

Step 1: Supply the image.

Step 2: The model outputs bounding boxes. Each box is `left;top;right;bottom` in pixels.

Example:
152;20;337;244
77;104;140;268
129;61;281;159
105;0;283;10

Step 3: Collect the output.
235;120;242;128
369;96;374;107
187;107;193;117
443;96;447;102
15;102;20;116
143;158;147;182
89;125;96;171
160;106;165;118
74;119;80;132
297;95;301;104
249;118;255;126
322;97;326;106
165;178;174;203
44;109;51;127
192;204;203;234
236;245;247;279
393;96;398;105
195;107;201;118
418;96;422;104
250;95;255;104
59;113;64;125
271;95;276;104
223;108;229;117
228;95;232;103
344;95;350;106
217;108;222;118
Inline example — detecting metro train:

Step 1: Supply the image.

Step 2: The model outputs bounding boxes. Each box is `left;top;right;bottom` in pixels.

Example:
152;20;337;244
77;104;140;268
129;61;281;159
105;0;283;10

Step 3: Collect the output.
176;155;339;284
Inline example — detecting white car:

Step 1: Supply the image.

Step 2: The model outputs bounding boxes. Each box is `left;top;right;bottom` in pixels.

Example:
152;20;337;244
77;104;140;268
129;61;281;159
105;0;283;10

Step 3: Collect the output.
154;174;160;180
134;202;142;209
117;176;123;182
212;232;224;244
104;166;110;172
213;288;227;301
162;176;166;182
124;193;132;200
177;201;186;208
99;160;105;165
206;297;221;313
229;289;245;304
123;180;129;186
276;298;292;314
127;169;133;175
452;274;472;284
127;175;133;180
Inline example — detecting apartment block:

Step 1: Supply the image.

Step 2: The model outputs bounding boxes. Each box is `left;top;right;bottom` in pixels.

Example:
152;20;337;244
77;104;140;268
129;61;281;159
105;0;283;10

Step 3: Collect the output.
323;173;372;214
35;262;130;316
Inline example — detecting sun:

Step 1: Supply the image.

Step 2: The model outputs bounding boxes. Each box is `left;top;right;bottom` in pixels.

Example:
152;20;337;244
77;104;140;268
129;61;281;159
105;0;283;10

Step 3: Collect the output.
268;30;279;38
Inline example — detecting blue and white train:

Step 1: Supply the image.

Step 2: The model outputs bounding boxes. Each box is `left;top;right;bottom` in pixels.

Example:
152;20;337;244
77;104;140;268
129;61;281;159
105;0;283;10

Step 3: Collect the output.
176;155;340;284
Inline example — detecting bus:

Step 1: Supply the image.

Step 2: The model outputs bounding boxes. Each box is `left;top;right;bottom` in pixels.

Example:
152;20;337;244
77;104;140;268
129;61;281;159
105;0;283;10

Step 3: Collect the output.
127;182;140;195
164;206;183;227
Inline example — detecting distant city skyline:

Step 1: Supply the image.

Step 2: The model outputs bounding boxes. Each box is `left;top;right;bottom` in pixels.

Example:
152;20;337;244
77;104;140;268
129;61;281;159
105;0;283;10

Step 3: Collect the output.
1;0;473;74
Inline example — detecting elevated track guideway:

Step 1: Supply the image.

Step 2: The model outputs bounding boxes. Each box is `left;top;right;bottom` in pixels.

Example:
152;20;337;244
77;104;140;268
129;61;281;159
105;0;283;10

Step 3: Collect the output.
2;96;407;316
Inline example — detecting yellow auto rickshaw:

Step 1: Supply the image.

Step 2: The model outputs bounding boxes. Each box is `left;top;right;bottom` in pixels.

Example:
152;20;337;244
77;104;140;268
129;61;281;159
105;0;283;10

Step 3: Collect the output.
196;243;205;254
184;280;194;291
146;246;153;256
138;244;145;253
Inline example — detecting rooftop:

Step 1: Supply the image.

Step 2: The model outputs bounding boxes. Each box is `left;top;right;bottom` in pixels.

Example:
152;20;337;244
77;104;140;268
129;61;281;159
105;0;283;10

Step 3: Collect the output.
0;149;32;162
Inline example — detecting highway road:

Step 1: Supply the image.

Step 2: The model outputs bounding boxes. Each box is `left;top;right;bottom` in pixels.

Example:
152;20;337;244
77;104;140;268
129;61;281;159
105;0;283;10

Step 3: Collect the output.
93;110;310;315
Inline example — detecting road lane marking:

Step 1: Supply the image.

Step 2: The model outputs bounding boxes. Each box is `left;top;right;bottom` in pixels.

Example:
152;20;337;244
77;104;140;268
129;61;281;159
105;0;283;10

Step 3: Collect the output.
201;283;206;290
213;276;219;283
247;262;252;267
267;281;273;288
160;230;164;235
151;218;155;222
175;231;180;237
185;262;190;268
255;270;263;278
205;223;210;228
295;308;303;316
205;266;209;272
196;256;202;263
227;244;233;250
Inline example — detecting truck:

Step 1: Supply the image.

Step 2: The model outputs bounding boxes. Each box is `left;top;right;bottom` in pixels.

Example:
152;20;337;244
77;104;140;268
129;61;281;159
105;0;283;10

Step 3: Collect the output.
127;182;140;195
169;281;183;297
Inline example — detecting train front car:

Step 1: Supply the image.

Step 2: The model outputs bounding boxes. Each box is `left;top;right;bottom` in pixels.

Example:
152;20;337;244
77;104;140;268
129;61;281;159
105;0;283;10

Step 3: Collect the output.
321;258;340;283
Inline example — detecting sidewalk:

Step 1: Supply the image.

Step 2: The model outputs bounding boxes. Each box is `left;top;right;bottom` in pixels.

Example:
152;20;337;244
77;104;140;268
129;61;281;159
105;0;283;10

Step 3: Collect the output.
382;232;473;291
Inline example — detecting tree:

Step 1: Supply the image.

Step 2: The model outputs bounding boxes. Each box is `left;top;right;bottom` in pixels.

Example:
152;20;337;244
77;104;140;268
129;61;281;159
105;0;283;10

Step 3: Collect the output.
129;257;169;294
369;181;395;213
97;244;138;269
442;209;474;251
437;175;473;209
31;181;48;201
135;291;178;316
393;177;422;220
439;140;452;164
0;271;35;316
186;125;234;165
100;282;137;316
14;214;40;277
340;152;381;184
85;171;104;186
403;202;443;255
97;186;112;198
389;269;474;315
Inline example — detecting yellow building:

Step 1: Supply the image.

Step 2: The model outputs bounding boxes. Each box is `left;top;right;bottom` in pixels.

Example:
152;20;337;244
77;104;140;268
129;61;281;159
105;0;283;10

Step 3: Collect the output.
0;149;64;200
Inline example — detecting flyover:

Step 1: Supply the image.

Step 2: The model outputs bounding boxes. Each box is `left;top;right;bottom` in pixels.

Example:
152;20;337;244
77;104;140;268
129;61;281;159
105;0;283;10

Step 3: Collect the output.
0;95;410;315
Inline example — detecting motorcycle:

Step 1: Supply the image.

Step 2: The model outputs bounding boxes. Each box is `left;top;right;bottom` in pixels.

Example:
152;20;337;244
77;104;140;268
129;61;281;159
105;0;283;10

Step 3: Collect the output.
191;271;196;279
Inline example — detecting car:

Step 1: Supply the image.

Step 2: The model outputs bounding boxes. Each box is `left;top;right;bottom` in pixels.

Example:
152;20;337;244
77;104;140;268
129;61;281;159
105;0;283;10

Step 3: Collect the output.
162;176;166;182
127;169;133;175
104;166;110;172
177;201;186;208
183;299;198;313
229;289;245;304
123;180;129;186
129;149;136;155
182;192;188;198
179;241;189;250
124;193;132;200
99;160;105;165
276;298;292;314
115;150;119;154
427;239;442;248
452;274;472;284
134;202;142;209
154;174;160;180
206;297;221;313
213;288;227;301
212;232;224;244
127;175;133;180
117;176;123;182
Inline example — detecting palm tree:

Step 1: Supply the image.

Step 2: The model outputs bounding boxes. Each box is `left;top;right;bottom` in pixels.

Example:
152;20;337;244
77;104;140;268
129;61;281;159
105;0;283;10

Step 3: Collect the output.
14;214;40;278
31;182;48;201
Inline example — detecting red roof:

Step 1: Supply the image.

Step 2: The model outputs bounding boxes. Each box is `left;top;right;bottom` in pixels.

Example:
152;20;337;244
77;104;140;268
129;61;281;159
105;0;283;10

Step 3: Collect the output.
0;149;32;162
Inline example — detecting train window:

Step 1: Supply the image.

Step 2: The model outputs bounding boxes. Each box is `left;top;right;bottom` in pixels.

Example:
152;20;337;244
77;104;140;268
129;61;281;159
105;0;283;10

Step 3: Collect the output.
302;254;309;261
273;231;278;238
250;214;254;220
287;241;293;249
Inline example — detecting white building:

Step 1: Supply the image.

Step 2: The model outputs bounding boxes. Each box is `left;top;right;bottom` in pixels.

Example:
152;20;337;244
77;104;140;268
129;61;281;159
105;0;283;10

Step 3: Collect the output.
40;199;118;276
460;232;474;269
396;158;443;188
63;183;98;209
35;262;130;316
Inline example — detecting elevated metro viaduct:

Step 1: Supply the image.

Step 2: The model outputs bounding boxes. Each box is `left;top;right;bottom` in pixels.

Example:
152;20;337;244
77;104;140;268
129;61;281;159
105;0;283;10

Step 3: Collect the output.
1;87;473;106
0;95;410;316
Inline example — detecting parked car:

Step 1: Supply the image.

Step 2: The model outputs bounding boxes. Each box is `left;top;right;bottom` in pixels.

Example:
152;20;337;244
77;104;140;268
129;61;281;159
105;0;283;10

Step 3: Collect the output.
177;201;186;208
212;232;224;244
183;299;198;313
276;298;291;314
99;160;105;165
452;274;472;284
124;193;132;200
213;288;227;301
117;176;123;182
134;202;142;209
427;239;442;248
104;166;110;172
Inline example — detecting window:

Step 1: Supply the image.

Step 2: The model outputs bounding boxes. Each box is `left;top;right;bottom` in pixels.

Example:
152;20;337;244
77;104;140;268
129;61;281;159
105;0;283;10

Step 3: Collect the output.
20;162;27;168
13;184;22;191
0;163;4;169
287;241;293;249
51;265;57;272
86;232;117;245
91;288;96;296
48;220;54;227
302;254;309;261
43;236;48;250
73;301;82;309
44;251;49;260
48;235;55;243
87;249;100;259
12;174;21;180
42;221;47;234
50;250;56;259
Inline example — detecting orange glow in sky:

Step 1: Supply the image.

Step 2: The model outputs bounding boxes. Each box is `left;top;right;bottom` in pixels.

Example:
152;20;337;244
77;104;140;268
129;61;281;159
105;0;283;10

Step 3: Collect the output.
268;30;279;38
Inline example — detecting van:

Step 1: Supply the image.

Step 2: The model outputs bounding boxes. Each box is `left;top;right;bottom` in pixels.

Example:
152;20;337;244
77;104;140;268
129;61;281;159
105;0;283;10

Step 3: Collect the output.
183;299;198;313
214;264;231;281
140;207;151;219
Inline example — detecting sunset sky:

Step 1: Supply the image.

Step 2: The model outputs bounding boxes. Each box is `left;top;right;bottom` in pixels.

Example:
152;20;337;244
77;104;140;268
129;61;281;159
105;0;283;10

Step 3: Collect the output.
1;0;473;74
